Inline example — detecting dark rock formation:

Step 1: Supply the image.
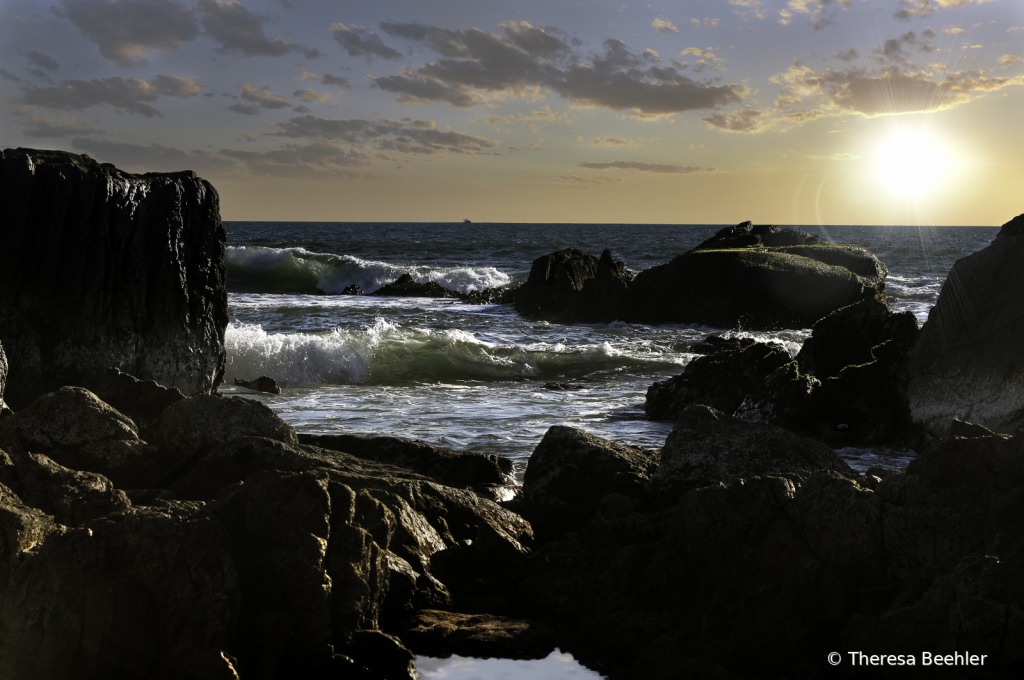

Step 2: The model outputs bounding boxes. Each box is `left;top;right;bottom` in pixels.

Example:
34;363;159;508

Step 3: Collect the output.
514;249;632;322
233;376;282;395
341;284;364;295
512;224;887;329
300;433;515;497
372;274;460;298
650;404;852;501
909;214;1024;437
521;426;659;539
159;395;298;461
0;342;7;411
0;148;228;409
518;427;1024;678
460;283;520;305
645;339;792;421
647;298;920;446
0;387;138;454
691;221;820;250
402;609;556;659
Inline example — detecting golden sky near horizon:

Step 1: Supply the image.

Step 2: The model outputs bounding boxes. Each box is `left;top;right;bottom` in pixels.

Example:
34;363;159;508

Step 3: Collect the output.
2;0;1022;226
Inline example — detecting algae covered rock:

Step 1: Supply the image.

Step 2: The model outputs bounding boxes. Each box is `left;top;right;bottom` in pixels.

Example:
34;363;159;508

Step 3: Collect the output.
908;213;1024;437
0;148;228;409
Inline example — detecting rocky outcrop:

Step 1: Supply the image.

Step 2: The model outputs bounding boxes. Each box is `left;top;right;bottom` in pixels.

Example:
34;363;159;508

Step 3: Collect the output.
514;249;632;322
0;148;228;409
646;298;920;446
159;395;298;461
402;609;556;659
233;376;282;394
372;274;460;298
650;404;852;501
86;368;186;443
519;428;1024;678
512;224;887;329
908;214;1024;437
461;283;520;305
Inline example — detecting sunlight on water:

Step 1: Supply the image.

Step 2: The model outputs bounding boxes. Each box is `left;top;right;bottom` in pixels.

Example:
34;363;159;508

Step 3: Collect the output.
416;650;606;679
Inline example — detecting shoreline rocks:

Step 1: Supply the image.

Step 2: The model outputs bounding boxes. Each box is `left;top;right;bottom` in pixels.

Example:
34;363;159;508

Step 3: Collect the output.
0;149;228;409
908;213;1024;437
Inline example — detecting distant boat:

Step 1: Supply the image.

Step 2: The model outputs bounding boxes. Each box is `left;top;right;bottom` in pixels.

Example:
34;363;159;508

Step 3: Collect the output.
463;218;472;224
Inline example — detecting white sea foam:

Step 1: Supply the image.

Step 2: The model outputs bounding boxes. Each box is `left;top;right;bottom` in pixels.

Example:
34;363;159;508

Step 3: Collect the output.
225;246;510;295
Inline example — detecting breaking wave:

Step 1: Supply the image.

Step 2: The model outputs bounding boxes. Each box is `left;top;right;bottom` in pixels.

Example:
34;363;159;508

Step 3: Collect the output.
223;320;677;386
225;246;511;295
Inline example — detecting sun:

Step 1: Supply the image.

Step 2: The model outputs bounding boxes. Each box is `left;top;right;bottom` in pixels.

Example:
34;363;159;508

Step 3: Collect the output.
874;131;951;198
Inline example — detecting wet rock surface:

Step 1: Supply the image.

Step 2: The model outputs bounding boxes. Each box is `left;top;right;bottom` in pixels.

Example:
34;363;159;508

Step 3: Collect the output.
909;213;1024;437
372;274;460;298
0;149;228;409
402;609;557;659
233;376;282;394
513;224;887;329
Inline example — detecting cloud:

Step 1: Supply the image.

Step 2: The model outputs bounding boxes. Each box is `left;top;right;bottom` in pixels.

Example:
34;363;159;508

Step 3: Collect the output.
834;49;858;62
228;102;260;115
894;0;990;21
27;52;60;72
294;88;334;102
17;74;201;117
591;136;636;147
485;105;574;126
807;152;861;160
71;137;239;175
552;174;625;186
701;109;771;133
296;72;318;81
577;160;712;174
998;55;1022;65
271;115;501;156
58;0;200;66
238;83;290;109
651;18;679;35
330;23;401;61
12;106;101;137
944;26;966;34
196;0;317;58
373;22;746;116
322;73;352;89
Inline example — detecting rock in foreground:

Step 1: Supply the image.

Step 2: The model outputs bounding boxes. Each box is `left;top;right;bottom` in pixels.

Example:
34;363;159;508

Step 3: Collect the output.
908;214;1024;437
0;148;228;409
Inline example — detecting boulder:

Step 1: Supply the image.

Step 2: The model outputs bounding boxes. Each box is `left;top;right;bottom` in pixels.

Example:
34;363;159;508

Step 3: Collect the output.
522;426;659;538
233;376;282;394
86;368;186;442
402;609;557;660
159;395;298;462
628;238;887;329
46;440;169;491
340;284;364;295
645;339;792;421
371;274;459;298
0;507;241;680
0;387;138;454
0;456;63;588
0;148;228;409
692;221;821;250
0;449;131;528
514;248;631;322
651;405;852;500
908;214;1024;437
460;283;520;305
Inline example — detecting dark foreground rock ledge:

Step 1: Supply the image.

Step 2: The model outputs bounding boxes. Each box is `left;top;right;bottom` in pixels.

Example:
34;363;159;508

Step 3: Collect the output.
0;148;228;409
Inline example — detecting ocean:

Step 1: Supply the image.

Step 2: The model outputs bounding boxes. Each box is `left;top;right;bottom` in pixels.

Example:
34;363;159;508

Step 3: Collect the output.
219;222;1000;480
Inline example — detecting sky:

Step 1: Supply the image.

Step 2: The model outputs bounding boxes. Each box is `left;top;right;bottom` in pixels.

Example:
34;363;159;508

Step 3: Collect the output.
1;0;1022;226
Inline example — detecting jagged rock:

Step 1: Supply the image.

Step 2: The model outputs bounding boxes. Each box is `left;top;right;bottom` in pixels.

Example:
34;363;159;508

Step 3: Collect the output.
651;405;852;500
339;630;419;680
522;426;659;539
371;274;459;298
159;395;298;462
0;148;228;409
0;387;138;454
0;506;241;680
233;376;282;394
909;214;1024;437
514;248;632;322
341;284;364;295
402;609;557;659
86;368;186;442
460;283;520;305
300;433;514;492
0;449;131;528
46;440;169;491
645;339;792;421
692;221;820;250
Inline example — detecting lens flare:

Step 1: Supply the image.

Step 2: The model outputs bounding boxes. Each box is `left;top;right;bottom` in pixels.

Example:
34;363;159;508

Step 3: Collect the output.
875;132;951;198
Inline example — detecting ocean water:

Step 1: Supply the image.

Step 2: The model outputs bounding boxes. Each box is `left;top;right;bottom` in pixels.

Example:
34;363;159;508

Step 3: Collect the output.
221;222;999;479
